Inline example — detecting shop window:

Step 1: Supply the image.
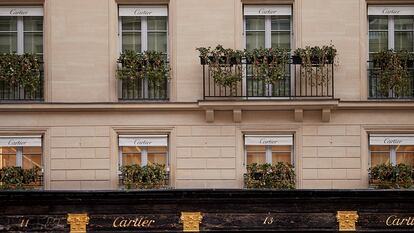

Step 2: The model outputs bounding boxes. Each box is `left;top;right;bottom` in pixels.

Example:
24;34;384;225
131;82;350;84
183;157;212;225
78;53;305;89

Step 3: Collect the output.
369;134;414;167
244;135;294;165
0;136;42;169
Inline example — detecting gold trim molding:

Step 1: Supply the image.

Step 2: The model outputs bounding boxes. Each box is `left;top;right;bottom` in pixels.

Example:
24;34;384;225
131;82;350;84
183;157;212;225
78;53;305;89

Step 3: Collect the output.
180;212;203;232
67;213;90;233
336;211;359;232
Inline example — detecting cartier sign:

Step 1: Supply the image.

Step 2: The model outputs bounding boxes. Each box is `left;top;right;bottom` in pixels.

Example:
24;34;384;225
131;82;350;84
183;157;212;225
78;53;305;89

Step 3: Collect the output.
0;136;42;147
368;6;414;16
118;135;168;147
245;135;293;146
0;7;43;16
244;5;292;16
119;6;168;17
370;134;414;146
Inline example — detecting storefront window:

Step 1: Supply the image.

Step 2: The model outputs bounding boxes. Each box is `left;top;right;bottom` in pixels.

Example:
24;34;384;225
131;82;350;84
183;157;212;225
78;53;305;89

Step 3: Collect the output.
369;134;414;167
0;136;42;169
245;135;294;165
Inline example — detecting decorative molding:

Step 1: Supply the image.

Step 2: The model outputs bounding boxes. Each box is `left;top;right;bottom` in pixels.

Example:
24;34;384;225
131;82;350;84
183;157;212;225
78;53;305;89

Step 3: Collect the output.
294;108;303;122
233;109;242;123
321;108;331;122
67;213;89;233
180;212;203;232
206;109;214;123
336;211;358;232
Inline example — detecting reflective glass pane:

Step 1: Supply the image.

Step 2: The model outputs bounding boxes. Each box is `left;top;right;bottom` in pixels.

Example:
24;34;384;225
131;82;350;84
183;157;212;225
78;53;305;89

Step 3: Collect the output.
122;146;142;153
397;152;414;166
272;152;291;164
395;32;413;52
247;152;266;165
24;17;43;31
271;16;290;31
122;17;141;31
122;153;141;166
22;154;41;169
271;32;290;49
122;32;141;52
246;32;265;50
148;146;167;153
395;16;414;30
148;32;167;53
370;145;391;151
369;16;388;30
148;17;167;31
148;153;166;165
23;147;42;154
371;152;390;167
0;17;17;31
246;16;265;30
0;32;17;53
24;32;43;54
397;145;414;152
0;154;16;168
369;31;388;52
271;145;291;152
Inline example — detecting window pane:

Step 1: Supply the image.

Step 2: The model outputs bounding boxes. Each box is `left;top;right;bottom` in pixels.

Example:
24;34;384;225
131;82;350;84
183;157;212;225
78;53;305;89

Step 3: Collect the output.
370;145;391;151
148;32;167;53
148;153;166;165
147;146;167;153
369;31;388;52
246;16;265;30
24;32;43;54
148;17;167;31
271;16;290;31
246;32;265;50
0;17;17;31
122;146;142;153
271;145;291;151
122;32;141;52
246;145;266;165
395;16;414;31
397;145;414;152
371;152;390;167
24;16;43;31
397;152;414;166
369;16;388;30
0;32;17;53
271;32;290;49
395;32;413;52
122;153;141;166
0;154;16;168
22;154;41;169
122;17;141;31
272;152;291;164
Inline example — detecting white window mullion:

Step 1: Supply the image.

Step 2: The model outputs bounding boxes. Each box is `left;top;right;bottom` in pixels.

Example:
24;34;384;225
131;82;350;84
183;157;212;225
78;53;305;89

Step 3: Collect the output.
16;147;23;167
389;16;395;50
265;145;272;164
141;147;148;166
142;16;148;52
17;16;24;54
265;16;272;49
390;146;397;165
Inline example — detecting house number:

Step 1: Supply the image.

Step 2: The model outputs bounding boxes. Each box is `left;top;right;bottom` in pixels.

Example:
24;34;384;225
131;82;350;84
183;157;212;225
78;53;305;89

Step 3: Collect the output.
263;216;274;225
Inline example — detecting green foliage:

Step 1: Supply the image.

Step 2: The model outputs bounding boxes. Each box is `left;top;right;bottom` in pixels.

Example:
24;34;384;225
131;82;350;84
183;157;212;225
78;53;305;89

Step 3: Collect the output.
117;50;170;86
245;47;289;84
120;164;168;190
0;53;41;93
196;45;243;90
0;166;42;190
293;45;337;86
244;162;296;189
372;49;413;97
370;163;414;189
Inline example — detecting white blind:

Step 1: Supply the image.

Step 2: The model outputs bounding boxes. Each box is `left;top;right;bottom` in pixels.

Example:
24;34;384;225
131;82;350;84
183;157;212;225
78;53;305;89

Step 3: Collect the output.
119;135;168;147
119;5;168;17
0;136;42;147
245;135;293;146
370;134;414;145
368;6;414;16
0;7;43;16
244;5;292;16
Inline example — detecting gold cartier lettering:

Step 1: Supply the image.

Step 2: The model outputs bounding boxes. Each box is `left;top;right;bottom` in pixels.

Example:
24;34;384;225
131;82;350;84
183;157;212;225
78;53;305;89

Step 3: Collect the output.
386;215;414;226
112;216;155;228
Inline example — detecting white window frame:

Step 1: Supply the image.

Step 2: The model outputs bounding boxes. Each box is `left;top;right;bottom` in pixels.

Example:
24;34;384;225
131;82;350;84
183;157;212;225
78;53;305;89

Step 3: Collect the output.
118;7;169;99
0;135;43;169
368;134;414;167
243;5;293;98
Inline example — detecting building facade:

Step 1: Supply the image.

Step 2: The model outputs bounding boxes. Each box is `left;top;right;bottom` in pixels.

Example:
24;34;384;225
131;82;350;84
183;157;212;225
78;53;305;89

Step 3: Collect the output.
0;0;414;190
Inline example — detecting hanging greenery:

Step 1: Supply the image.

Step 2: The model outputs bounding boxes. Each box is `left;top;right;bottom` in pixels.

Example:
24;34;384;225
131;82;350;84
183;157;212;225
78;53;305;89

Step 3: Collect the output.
120;164;168;190
370;163;414;189
244;162;296;189
0;53;41;93
197;45;243;89
0;166;42;190
245;47;289;84
372;49;413;97
117;50;170;86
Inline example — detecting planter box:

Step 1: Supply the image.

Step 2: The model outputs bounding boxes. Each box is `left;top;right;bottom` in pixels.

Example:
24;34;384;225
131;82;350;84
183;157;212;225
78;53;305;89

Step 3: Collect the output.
200;56;242;65
292;55;335;65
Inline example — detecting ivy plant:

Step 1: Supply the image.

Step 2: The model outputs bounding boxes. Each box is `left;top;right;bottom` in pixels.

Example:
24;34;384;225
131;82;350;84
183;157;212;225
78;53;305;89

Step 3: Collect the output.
372;49;413;97
0;166;42;190
117;50;170;86
369;163;414;189
120;164;168;190
0;53;41;93
244;162;296;189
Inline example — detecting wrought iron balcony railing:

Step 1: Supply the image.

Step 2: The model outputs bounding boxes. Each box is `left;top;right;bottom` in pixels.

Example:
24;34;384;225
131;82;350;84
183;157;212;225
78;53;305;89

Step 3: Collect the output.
368;61;414;99
119;78;169;101
202;59;334;100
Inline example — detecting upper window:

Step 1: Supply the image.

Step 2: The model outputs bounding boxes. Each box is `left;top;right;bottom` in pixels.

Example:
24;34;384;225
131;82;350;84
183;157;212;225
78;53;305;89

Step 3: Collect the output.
368;6;414;60
244;135;294;165
118;6;169;101
369;134;414;167
0;6;43;101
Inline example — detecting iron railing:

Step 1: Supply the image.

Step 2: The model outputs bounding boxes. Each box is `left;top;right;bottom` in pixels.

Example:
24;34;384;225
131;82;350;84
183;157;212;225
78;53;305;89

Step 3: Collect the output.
368;61;414;99
202;59;334;99
119;78;169;101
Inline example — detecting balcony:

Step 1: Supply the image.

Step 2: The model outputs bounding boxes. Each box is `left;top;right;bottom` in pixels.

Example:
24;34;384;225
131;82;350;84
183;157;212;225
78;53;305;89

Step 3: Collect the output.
368;61;414;99
119;78;169;101
202;58;334;100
